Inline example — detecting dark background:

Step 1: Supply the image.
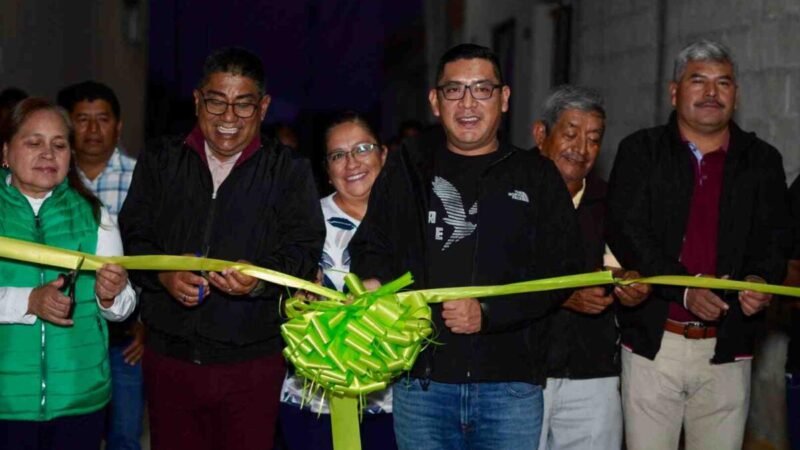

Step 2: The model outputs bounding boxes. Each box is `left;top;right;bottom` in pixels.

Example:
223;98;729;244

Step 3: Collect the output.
147;0;427;169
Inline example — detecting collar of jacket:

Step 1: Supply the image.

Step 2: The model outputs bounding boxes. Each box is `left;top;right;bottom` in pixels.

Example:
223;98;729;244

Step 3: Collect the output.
581;171;607;205
404;125;519;181
184;124;263;168
665;111;755;160
528;146;607;207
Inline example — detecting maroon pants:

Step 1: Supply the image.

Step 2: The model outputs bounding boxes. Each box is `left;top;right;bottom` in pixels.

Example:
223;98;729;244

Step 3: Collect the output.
143;348;285;450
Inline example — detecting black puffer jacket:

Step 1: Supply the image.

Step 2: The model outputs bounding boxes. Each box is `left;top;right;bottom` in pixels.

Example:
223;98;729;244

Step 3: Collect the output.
119;128;324;364
350;128;583;384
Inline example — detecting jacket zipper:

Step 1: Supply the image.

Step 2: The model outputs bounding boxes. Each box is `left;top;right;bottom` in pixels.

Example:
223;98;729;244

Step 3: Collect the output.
34;213;47;419
466;149;515;381
201;191;217;257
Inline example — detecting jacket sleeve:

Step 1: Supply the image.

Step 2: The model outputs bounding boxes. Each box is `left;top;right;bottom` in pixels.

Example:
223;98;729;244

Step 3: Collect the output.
606;133;687;303
479;159;585;333
118;141;166;292
792;178;800;260
349;149;404;283
254;156;325;298
740;146;793;284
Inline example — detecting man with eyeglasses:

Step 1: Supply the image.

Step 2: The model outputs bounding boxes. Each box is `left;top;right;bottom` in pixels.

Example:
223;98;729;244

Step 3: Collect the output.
119;47;324;450
350;43;583;449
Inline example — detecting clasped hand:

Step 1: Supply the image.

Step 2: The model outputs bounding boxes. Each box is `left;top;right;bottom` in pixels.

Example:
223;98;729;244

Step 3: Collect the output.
685;274;771;320
158;259;258;307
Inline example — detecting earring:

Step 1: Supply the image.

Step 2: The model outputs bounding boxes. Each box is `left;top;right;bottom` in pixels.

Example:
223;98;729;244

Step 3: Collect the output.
1;161;8;169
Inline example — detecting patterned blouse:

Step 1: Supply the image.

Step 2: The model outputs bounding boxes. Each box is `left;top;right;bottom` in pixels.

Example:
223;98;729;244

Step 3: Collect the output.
280;193;392;414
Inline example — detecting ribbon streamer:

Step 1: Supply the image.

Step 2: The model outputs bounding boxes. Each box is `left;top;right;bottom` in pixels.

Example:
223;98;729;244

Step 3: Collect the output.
2;235;800;450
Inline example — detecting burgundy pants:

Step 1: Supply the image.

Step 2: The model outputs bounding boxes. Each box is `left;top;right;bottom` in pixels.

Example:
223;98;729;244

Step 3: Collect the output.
143;348;285;450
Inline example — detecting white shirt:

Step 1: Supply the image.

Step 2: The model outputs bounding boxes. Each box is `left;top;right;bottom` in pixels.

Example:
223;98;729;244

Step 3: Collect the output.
0;189;137;324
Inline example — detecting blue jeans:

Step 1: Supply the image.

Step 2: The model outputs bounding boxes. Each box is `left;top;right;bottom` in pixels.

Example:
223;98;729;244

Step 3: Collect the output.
393;378;543;450
106;344;144;450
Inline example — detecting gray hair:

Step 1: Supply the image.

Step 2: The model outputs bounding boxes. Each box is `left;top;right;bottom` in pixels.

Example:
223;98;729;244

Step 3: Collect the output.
539;85;605;132
673;39;736;82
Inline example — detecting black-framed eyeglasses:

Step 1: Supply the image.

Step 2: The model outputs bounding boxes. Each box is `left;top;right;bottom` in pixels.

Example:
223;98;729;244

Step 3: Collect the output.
200;94;260;119
436;81;503;100
325;143;380;165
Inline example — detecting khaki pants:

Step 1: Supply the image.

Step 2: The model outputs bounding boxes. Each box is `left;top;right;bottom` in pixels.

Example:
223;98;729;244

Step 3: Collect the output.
621;331;751;450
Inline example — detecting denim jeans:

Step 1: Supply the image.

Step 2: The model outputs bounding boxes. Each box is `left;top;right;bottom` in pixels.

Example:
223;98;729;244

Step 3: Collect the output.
393;378;543;450
106;343;144;450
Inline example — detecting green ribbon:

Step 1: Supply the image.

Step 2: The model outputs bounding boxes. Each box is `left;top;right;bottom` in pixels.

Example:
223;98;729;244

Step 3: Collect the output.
2;235;800;450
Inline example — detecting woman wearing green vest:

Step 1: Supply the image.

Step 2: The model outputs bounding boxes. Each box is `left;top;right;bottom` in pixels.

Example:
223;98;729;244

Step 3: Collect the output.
0;98;136;450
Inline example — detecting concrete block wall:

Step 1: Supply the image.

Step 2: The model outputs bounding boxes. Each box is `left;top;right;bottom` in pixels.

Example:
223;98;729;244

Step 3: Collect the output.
573;0;800;185
571;0;662;178
0;0;148;156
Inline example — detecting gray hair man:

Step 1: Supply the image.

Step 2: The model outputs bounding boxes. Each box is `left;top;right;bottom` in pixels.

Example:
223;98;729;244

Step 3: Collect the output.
533;85;650;450
607;39;792;450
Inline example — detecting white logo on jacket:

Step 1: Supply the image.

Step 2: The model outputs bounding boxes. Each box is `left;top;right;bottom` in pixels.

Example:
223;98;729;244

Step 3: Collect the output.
508;190;529;203
431;176;478;250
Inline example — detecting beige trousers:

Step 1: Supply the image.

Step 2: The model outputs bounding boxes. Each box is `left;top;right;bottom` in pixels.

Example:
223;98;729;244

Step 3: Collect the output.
621;331;751;450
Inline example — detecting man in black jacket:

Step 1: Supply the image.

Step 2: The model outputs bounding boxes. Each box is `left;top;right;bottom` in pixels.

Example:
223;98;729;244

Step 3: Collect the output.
785;176;800;449
350;44;583;450
607;39;793;450
118;48;324;450
533;85;650;450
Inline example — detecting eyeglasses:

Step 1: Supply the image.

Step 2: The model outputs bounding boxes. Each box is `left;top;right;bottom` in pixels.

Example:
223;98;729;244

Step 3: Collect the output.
326;143;380;165
436;81;503;100
200;94;260;119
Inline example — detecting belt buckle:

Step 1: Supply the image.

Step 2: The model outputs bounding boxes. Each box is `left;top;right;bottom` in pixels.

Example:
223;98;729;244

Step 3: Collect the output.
684;321;705;338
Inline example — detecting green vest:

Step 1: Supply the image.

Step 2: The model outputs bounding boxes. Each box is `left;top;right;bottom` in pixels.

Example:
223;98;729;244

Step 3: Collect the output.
0;174;109;421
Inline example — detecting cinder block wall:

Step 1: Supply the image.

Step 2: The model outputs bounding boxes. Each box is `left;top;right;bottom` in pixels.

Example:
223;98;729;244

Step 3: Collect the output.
572;0;800;186
0;0;148;156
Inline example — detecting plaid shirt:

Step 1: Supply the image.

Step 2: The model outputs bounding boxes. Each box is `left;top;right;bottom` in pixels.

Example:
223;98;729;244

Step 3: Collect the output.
78;148;137;219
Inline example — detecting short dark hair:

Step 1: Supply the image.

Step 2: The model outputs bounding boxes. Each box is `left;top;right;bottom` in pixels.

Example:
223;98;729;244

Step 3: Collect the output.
198;47;266;95
435;44;504;85
57;81;121;119
323;110;382;148
322;110;384;166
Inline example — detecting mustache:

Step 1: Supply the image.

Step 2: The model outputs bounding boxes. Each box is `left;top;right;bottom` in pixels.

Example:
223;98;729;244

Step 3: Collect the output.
560;150;587;163
694;99;725;108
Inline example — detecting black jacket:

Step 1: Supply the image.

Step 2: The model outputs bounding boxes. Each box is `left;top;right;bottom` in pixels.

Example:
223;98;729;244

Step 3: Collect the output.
606;113;793;363
546;172;620;379
350;128;583;384
119;131;324;364
786;176;800;372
